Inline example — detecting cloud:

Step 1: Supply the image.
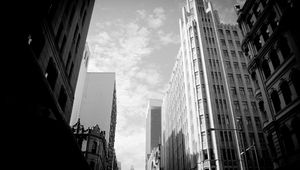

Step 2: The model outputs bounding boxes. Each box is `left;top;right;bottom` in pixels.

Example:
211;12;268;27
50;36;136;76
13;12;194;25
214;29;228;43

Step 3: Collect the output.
158;30;180;45
148;7;166;29
87;7;172;169
136;7;166;29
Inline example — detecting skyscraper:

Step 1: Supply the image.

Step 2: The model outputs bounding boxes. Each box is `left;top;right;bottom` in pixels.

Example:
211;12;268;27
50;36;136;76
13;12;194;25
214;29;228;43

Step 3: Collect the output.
237;0;300;169
161;0;269;170
5;0;95;169
79;72;118;170
146;99;162;166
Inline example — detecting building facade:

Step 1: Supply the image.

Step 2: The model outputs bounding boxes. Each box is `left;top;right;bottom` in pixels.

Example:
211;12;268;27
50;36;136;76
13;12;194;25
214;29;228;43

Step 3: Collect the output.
70;43;91;125
72;119;108;170
79;72;118;170
146;99;162;166
237;0;300;169
5;0;95;169
161;0;270;170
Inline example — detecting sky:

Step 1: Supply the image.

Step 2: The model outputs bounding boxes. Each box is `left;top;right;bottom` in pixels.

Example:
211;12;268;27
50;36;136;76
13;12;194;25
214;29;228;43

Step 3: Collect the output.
86;0;244;169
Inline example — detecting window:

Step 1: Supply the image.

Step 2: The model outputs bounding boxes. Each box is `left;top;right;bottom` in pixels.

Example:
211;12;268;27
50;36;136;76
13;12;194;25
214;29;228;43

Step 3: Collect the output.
237;74;242;84
248;88;254;98
92;141;97;153
280;125;294;153
228;40;234;47
245;75;250;84
291;69;300;95
233;30;238;37
45;58;58;89
221;39;226;46
262;60;271;79
234;101;240;113
239;51;244;59
241;63;247;72
270;49;280;69
228;74;234;84
234;62;239;71
231;51;236;58
280;80;292;105
226;61;232;70
240;88;246;98
279;36;291;59
271;90;281;112
75;34;81;54
82;11;87;26
60;35;67;54
246;116;253;130
223;50;229;58
58;86;67;111
255;117;262;130
243;101;249;113
251;102;257;113
226;30;231;38
236;41;241;47
219;29;224;37
254;35;262;51
231;87;237;97
68;62;74;80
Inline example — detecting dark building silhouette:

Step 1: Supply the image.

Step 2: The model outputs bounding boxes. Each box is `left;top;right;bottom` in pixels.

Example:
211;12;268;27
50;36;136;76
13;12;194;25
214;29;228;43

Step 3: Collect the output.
72;119;108;170
5;0;95;169
237;0;300;169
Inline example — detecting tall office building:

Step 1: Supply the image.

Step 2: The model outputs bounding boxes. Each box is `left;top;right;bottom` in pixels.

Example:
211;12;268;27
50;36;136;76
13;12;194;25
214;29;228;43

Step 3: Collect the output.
237;0;300;169
5;0;95;169
161;0;270;170
70;43;91;125
146;99;162;166
79;72;117;170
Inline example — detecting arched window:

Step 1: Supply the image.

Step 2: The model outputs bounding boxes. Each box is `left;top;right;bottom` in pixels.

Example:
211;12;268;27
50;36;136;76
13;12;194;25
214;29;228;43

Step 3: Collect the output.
291;118;300;146
270;49;280;70
92;141;97;153
251;72;259;89
280;80;292;105
262;60;271;79
291;69;300;96
259;101;267;120
271;90;281;112
279;36;291;59
280;125;294;154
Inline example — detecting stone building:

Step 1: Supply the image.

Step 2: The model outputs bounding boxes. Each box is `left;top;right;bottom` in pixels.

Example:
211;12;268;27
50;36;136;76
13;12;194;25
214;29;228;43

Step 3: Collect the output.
236;0;300;169
72;119;108;170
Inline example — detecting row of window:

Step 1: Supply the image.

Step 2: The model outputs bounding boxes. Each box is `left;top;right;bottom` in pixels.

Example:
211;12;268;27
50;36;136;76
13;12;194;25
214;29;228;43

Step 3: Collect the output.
270;71;299;113
228;73;251;86
261;36;292;80
219;29;239;39
223;50;244;61
231;87;254;99
221;39;241;49
233;101;258;115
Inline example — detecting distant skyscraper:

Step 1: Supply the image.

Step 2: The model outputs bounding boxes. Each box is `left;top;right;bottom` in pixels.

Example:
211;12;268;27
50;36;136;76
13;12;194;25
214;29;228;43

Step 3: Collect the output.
146;99;162;165
79;72;117;170
70;43;90;125
237;0;300;169
161;0;270;170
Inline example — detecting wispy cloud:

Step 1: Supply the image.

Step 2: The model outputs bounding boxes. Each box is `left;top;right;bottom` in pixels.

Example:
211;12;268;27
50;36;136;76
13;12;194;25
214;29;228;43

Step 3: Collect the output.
158;30;180;45
87;7;169;170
